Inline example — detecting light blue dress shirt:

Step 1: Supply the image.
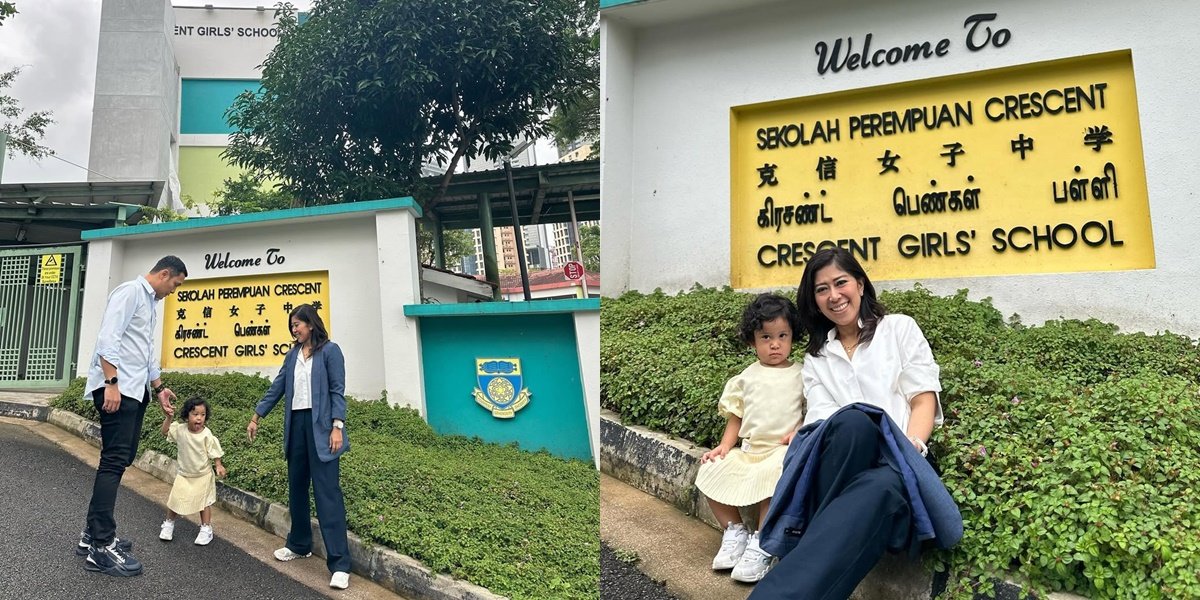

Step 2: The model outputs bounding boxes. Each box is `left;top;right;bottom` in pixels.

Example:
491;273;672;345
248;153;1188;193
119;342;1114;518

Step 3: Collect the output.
85;275;161;402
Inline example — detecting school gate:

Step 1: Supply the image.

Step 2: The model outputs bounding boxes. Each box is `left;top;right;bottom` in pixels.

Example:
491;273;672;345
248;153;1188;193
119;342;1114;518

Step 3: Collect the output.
0;246;84;390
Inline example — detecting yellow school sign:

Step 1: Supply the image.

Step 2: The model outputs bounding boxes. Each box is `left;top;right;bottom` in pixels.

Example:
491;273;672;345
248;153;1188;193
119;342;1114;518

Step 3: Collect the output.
162;271;331;368
730;50;1152;287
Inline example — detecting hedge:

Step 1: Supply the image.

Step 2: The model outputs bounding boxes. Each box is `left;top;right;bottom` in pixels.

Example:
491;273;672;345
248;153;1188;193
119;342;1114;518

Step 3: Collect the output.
600;285;1200;599
52;373;598;600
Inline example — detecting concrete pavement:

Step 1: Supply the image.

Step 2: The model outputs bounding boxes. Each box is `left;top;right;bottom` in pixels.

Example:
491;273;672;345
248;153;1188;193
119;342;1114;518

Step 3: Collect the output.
0;414;404;599
600;473;752;600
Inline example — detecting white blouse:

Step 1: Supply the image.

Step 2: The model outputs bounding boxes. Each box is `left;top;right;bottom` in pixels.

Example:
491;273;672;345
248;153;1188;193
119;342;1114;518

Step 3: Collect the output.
291;349;314;411
801;314;943;433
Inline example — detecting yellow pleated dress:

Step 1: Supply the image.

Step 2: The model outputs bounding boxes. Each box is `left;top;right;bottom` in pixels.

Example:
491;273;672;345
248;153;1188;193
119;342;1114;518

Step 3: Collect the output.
166;422;225;515
695;361;805;507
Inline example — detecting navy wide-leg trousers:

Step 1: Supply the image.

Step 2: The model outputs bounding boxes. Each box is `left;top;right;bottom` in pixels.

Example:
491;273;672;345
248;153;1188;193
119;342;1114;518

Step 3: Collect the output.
750;410;913;600
284;408;351;573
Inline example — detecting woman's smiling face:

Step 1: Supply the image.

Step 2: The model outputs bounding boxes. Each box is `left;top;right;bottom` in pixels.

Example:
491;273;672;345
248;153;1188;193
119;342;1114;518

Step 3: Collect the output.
813;264;863;329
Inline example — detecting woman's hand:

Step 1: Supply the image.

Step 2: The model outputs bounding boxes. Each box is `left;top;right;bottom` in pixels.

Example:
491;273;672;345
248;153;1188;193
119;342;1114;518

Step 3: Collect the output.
329;428;344;454
246;418;259;442
907;435;928;457
781;430;797;445
701;444;732;463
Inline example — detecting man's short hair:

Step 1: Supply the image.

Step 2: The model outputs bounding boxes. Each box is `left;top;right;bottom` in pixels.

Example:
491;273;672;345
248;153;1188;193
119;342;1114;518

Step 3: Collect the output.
151;255;188;277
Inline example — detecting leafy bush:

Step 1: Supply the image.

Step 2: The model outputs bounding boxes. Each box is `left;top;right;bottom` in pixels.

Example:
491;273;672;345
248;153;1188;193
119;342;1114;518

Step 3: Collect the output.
52;374;598;600
601;285;1200;599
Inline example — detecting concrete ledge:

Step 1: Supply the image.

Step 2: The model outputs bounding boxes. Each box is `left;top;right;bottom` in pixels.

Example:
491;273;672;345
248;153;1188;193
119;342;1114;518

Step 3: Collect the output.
600;409;1074;600
33;406;505;600
0;400;50;422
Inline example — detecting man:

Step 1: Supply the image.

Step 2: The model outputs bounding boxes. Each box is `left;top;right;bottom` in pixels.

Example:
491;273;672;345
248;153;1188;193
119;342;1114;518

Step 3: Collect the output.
78;256;187;577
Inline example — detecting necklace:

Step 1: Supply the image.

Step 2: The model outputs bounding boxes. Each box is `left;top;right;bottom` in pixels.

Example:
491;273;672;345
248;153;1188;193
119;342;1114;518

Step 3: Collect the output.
840;338;860;357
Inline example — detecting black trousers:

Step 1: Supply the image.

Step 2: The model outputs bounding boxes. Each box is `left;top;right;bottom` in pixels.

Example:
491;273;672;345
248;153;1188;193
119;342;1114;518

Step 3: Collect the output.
750;410;912;600
285;408;351;573
85;388;149;547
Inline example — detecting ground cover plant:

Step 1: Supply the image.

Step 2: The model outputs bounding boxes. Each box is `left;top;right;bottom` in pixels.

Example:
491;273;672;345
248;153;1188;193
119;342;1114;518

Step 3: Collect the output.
52;373;599;600
601;285;1200;599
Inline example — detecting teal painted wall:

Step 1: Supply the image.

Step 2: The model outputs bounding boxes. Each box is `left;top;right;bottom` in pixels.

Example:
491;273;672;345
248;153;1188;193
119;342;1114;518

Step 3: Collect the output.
180;79;260;134
418;314;591;461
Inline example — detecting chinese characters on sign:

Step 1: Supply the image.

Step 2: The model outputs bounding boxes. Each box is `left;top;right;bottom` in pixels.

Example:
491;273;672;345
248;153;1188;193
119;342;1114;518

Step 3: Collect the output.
728;50;1153;288
162;271;331;368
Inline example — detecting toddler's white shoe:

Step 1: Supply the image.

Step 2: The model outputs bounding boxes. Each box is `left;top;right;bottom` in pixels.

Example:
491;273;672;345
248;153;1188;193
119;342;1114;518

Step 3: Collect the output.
194;524;214;546
731;532;773;583
274;547;312;561
158;520;174;542
330;571;350;590
711;522;748;570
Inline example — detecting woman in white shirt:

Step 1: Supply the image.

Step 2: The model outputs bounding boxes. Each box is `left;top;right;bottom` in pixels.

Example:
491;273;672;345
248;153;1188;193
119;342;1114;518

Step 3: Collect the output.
247;304;352;590
751;247;943;600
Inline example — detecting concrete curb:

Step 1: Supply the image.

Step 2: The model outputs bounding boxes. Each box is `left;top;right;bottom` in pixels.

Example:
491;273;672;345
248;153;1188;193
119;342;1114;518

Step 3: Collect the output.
600;409;1078;600
0;400;50;422
36;405;505;600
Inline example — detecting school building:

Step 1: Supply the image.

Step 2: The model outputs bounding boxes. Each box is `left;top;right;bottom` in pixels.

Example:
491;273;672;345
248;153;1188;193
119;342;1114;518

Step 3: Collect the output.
600;0;1200;336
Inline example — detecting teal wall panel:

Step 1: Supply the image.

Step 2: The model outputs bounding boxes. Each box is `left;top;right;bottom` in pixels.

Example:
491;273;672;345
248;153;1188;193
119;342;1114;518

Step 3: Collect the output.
418;313;591;461
180;79;260;135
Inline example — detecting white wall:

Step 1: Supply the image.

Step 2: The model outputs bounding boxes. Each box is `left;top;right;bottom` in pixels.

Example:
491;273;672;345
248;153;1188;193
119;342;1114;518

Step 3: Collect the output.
76;206;425;407
172;6;282;79
601;0;1200;336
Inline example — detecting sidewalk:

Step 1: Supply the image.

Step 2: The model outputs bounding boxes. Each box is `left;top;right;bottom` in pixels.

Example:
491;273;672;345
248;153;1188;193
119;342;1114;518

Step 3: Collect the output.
600;473;751;600
0;391;485;600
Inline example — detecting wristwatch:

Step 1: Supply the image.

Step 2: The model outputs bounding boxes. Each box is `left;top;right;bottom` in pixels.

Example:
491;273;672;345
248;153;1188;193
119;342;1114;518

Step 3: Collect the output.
332;420;344;430
104;376;118;385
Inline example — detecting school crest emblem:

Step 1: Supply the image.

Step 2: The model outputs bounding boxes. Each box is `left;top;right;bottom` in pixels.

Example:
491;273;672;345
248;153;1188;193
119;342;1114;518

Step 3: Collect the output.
473;358;531;418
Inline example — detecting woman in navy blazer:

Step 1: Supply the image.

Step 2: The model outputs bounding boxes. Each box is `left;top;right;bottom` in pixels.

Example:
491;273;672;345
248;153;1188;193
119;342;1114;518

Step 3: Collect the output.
247;304;352;590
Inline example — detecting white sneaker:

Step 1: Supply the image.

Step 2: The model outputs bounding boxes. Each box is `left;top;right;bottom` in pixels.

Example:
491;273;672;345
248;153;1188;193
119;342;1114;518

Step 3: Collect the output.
731;533;773;583
711;522;749;570
274;547;312;561
194;524;214;546
330;571;350;590
158;520;174;542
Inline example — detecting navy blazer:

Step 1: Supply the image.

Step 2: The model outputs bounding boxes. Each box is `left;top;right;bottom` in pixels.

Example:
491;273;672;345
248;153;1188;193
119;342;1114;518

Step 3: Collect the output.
255;341;349;462
759;403;962;558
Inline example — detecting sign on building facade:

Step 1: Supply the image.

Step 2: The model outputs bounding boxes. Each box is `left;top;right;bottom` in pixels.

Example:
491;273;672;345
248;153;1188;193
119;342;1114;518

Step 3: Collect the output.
730;50;1152;287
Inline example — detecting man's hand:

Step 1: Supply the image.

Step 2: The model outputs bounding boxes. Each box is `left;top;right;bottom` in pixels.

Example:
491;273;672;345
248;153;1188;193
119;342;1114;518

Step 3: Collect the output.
701;444;732;463
329;428;344;454
157;388;176;414
102;384;121;413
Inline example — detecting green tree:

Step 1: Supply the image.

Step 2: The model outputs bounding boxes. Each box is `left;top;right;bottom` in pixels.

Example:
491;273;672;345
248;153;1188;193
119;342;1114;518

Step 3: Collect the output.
418;226;475;269
548;0;598;159
2;2;54;160
224;0;594;209
580;224;599;273
208;172;299;216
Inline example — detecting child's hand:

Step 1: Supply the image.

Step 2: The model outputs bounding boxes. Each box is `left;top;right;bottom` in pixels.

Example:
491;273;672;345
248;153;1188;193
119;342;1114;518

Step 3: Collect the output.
701;444;731;463
216;464;227;479
781;430;796;445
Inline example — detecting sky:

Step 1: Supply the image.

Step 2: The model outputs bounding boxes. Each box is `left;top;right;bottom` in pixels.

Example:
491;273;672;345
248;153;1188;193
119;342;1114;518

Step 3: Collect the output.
0;0;313;184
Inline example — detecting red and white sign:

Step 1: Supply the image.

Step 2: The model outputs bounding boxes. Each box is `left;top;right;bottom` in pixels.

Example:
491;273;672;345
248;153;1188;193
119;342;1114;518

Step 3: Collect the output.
563;261;585;280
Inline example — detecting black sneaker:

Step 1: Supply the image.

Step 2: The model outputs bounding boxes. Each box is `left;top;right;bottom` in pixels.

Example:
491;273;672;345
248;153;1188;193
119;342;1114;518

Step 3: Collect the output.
84;540;143;577
76;530;133;556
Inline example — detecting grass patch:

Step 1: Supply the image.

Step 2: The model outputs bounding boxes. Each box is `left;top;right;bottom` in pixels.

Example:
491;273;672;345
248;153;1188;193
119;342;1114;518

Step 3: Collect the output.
602;285;1200;599
52;373;598;600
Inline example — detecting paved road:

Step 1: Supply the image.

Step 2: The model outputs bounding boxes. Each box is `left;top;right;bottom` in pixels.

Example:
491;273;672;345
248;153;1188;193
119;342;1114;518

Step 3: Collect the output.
601;542;678;600
0;419;332;600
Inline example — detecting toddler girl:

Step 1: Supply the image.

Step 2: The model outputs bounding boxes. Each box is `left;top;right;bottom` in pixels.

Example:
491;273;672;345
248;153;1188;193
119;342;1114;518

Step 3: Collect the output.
159;397;226;545
695;293;805;583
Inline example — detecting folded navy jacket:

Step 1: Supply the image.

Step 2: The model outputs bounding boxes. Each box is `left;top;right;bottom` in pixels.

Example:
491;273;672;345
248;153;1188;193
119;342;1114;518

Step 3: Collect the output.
758;403;963;558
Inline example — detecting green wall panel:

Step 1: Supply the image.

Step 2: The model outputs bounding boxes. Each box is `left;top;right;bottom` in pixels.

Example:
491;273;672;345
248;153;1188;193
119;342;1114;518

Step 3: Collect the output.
418;313;591;461
178;146;245;206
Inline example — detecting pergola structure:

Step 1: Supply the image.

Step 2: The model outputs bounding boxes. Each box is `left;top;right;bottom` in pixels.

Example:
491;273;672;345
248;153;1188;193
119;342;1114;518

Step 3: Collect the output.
421;158;599;299
0;181;162;245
